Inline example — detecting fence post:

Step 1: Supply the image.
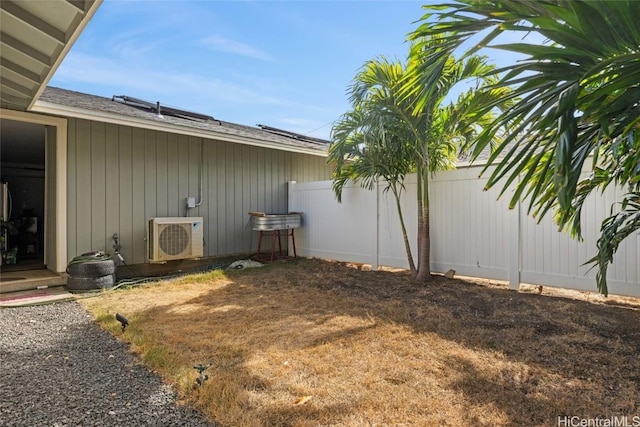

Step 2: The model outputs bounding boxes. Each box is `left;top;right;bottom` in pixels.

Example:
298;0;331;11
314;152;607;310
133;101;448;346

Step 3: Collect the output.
371;180;380;271
287;181;297;212
287;181;297;257
509;197;521;290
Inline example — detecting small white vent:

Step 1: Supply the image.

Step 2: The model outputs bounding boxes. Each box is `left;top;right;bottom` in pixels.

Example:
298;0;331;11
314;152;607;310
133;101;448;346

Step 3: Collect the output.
147;217;203;262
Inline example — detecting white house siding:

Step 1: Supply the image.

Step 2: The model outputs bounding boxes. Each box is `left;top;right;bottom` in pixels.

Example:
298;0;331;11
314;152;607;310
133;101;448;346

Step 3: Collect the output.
66;118;332;264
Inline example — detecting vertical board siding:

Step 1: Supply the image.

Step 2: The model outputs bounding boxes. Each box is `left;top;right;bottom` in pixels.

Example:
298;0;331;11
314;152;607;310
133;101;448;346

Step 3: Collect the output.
67;118;331;263
131;128;146;264
237;143;247;252
228;143;239;252
276;153;287;214
144;129;158;222
245;145;258;252
74;119;92;254
264;149;273;214
155;132;168;217
177;134;190;218
90;121;106;252
256;148;266;214
117;126;133;263
166;134;179;217
188;137;200;218
204;140;217;255
215;141;228;255
104;123;120;254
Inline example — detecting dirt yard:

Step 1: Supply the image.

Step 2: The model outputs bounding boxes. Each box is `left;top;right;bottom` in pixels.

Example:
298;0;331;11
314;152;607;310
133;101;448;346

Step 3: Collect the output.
79;258;640;427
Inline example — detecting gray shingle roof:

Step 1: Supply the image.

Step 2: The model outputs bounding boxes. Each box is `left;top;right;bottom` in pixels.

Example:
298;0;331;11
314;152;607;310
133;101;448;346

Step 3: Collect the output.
38;87;330;154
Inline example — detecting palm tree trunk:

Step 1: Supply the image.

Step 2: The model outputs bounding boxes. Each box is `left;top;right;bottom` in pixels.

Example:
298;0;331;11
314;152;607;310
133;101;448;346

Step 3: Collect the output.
416;163;431;282
416;163;424;275
390;184;417;275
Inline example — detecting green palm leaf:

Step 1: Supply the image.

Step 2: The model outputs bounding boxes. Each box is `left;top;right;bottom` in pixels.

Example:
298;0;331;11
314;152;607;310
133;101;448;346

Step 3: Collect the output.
408;0;640;295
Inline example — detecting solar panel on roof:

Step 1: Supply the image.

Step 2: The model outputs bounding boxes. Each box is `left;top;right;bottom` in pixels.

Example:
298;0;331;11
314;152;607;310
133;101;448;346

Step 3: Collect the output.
112;95;218;122
256;124;329;145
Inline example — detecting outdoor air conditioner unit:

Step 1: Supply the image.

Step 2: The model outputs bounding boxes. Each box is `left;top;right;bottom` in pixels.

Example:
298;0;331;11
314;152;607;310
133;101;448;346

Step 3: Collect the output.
147;217;204;262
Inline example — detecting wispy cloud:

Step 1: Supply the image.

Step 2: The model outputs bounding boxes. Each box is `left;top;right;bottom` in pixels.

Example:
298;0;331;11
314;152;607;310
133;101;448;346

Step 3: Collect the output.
200;35;273;61
51;52;333;139
50;51;336;138
107;30;169;59
51;52;286;106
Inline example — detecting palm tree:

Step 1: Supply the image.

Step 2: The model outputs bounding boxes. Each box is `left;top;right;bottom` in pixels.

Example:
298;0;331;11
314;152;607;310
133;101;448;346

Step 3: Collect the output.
330;103;419;274
329;45;506;281
329;58;425;276
408;0;640;294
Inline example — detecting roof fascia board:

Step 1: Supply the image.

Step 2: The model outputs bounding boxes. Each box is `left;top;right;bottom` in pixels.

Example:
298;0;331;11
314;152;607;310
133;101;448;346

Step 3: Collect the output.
28;0;103;110
1;107;67;127
31;100;329;157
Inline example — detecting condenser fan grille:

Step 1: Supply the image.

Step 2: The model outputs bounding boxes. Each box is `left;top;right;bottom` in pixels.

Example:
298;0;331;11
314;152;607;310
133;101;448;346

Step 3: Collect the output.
158;223;191;256
147;217;203;262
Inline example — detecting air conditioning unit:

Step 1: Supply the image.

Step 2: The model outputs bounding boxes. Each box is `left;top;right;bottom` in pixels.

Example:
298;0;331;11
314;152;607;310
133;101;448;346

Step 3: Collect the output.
147;217;204;262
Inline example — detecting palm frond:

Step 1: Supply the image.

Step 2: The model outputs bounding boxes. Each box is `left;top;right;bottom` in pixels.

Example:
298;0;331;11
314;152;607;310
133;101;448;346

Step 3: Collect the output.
409;0;640;294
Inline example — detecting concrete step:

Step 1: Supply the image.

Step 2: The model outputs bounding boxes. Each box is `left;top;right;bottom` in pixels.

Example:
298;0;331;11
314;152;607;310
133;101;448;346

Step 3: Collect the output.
0;271;67;294
0;286;74;307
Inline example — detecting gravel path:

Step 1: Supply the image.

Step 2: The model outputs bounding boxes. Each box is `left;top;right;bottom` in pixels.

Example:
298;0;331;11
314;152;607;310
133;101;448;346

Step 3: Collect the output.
0;301;216;426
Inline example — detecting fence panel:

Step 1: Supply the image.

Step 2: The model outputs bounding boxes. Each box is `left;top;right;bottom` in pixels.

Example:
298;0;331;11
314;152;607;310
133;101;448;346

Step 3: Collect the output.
377;174;418;269
520;182;640;296
288;167;640;297
430;167;513;281
289;180;377;265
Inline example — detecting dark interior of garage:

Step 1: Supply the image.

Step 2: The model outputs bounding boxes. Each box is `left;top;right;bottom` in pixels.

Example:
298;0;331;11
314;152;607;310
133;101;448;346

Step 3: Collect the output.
1;118;46;271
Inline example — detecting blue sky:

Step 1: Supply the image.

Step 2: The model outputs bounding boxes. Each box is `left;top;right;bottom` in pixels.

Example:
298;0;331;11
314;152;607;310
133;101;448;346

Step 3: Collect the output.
50;1;537;140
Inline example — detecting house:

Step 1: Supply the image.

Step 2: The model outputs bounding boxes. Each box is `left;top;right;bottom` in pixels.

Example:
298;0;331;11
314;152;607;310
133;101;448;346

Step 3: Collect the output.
0;0;332;289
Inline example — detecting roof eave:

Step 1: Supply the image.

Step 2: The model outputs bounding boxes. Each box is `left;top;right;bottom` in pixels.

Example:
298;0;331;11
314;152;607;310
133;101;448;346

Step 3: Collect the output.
26;0;104;111
31;100;329;157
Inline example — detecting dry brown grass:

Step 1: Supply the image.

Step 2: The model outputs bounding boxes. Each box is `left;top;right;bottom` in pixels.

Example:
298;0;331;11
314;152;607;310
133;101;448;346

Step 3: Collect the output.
79;258;640;427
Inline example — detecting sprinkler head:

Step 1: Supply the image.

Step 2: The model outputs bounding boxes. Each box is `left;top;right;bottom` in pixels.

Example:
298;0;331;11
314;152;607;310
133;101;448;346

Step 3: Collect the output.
115;313;129;332
193;363;212;386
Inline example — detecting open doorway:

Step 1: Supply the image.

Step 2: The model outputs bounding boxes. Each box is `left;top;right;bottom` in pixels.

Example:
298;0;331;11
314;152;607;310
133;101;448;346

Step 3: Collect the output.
1;119;46;272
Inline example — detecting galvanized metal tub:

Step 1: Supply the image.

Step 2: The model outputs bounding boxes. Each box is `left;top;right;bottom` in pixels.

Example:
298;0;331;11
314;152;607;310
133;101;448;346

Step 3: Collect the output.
249;212;302;231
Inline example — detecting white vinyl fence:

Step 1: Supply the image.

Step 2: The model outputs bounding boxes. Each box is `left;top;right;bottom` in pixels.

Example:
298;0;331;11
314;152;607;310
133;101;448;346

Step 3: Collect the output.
288;166;640;297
